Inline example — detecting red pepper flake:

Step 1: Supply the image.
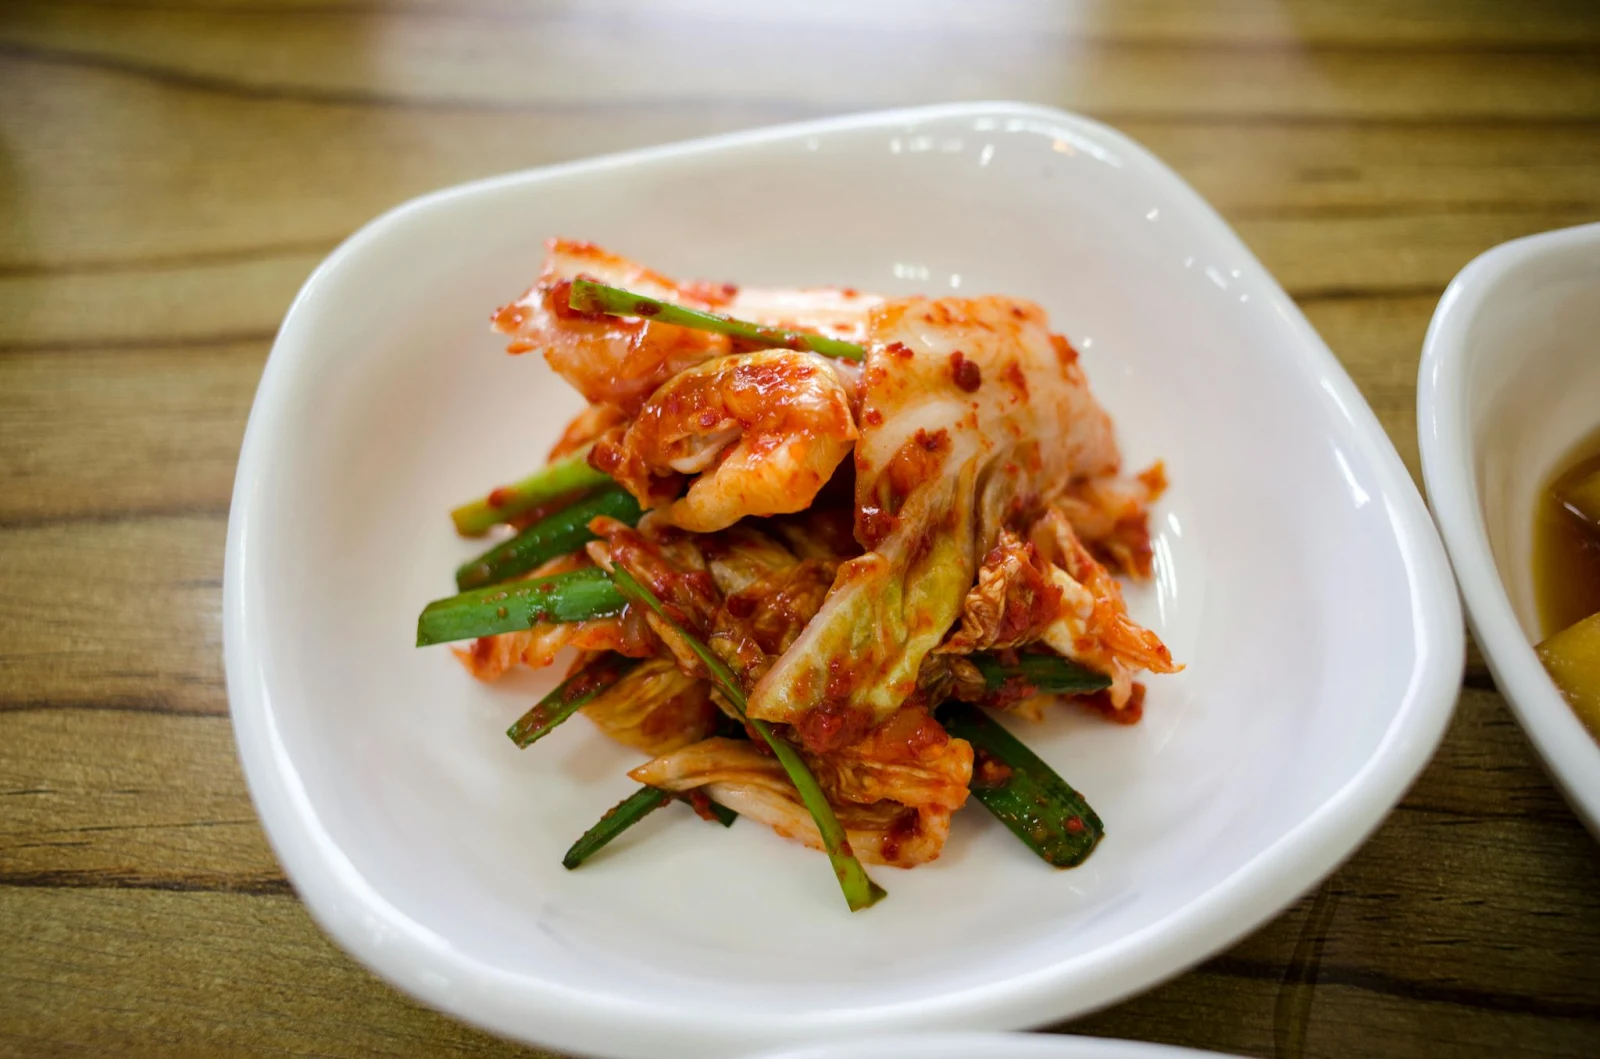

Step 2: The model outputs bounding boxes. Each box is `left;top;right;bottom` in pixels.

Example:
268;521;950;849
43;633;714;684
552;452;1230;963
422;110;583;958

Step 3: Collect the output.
680;281;739;307
1065;815;1086;834
1000;360;1029;398
1138;460;1169;500
685;789;721;823
1050;333;1080;365
1077;683;1145;725
486;487;514;509
547;278;605;322
795;698;871;754
949;350;982;392
880;812;919;863
560;662;623;704
972;748;1014;789
984;675;1040;711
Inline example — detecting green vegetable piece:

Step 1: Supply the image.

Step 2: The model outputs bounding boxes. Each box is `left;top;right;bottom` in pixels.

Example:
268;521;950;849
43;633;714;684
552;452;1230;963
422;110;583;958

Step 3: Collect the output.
450;444;613;537
457;487;643;591
562;786;674;869
969;652;1112;697
568;278;866;362
415;567;625;646
562;785;738;870
702;799;738;827
939;701;1104;868
507;654;641;748
608;564;886;911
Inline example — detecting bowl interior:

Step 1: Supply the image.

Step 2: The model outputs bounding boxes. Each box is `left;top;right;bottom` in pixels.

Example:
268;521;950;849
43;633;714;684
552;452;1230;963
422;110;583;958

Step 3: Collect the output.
233;108;1451;1052
1469;242;1600;641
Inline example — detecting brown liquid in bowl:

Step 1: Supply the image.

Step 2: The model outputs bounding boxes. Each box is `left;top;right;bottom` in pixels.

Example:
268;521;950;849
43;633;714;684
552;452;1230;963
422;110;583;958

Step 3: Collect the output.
1533;428;1600;639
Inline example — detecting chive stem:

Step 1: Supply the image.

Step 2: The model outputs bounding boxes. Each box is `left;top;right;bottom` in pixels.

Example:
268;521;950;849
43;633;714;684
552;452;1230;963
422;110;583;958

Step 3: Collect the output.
608;564;886;911
569;278;866;362
507;654;640;748
450;444;613;537
416;567;625;646
457;487;642;591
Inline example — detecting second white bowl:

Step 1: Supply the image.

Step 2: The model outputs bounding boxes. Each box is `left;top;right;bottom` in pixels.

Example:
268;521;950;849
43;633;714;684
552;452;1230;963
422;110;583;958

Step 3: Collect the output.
1419;221;1600;836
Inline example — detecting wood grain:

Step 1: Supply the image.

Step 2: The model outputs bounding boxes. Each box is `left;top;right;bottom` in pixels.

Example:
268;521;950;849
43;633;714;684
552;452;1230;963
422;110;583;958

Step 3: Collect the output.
3;1;1599;1056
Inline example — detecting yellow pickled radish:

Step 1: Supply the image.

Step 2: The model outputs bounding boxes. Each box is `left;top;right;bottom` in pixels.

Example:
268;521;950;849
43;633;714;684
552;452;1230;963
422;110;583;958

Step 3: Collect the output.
1537;610;1600;738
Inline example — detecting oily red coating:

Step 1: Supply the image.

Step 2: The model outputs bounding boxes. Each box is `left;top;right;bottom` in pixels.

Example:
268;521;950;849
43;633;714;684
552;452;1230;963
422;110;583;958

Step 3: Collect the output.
492;240;732;414
949;350;982;393
1078;682;1147;725
1055;461;1168;580
878;809;922;865
971;747;1015;789
794;698;874;755
857;427;952;549
939;530;1066;654
589;516;720;637
592;349;857;533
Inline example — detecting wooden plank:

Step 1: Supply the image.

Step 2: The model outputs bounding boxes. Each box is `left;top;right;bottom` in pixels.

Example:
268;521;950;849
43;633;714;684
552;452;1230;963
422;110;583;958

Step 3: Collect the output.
3;1;1598;124
0;341;264;524
1123;120;1600;218
0;888;543;1058
3;56;1597;278
0;57;797;274
1294;692;1600;1007
2;881;1592;1059
12;0;1600;49
0;516;226;714
1073;971;1600;1059
0;711;279;889
0;254;315;351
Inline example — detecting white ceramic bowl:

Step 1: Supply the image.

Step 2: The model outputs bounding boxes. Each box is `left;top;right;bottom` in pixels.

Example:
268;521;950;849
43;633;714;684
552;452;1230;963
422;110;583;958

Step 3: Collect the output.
1418;221;1600;835
225;102;1463;1058
747;1032;1233;1059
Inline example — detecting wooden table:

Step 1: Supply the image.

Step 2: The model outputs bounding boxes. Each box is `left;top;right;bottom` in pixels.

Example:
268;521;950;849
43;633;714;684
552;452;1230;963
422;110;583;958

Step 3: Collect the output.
4;2;1600;1056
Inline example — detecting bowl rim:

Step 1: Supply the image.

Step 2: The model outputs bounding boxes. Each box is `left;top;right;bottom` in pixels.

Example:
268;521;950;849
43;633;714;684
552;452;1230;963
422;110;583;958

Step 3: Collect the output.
745;1030;1231;1059
1416;220;1600;835
225;100;1465;1057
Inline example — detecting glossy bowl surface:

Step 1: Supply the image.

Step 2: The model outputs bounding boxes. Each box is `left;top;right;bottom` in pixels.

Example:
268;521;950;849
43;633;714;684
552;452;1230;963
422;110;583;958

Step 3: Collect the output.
226;102;1463;1058
1418;221;1600;835
747;1032;1235;1059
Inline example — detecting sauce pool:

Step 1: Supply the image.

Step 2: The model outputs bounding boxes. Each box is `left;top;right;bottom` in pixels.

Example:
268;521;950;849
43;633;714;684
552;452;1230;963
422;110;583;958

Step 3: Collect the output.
1533;427;1600;639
